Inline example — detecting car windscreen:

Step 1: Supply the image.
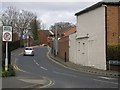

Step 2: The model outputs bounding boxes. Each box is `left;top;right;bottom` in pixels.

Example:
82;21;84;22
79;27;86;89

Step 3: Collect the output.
25;48;33;50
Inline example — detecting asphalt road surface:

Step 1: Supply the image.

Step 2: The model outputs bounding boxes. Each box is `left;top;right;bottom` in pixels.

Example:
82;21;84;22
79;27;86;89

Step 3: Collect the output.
12;46;119;88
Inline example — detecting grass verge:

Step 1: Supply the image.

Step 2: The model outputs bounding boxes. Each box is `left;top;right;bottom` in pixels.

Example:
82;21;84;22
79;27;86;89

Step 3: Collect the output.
2;65;15;77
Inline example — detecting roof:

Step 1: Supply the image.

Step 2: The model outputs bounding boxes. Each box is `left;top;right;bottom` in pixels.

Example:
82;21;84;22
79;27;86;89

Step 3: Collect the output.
75;1;120;16
38;30;51;35
63;26;76;37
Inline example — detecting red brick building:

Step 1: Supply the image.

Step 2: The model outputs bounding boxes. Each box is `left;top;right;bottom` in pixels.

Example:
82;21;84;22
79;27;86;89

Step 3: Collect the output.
58;26;76;61
58;36;69;61
106;4;120;71
38;30;52;45
107;5;120;45
63;26;76;37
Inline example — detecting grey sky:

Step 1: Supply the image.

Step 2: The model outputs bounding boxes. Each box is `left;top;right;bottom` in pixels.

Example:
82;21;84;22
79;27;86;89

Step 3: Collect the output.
1;1;100;29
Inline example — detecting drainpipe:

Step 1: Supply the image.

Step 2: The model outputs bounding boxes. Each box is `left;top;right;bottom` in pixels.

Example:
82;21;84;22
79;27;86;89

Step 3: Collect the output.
105;5;107;62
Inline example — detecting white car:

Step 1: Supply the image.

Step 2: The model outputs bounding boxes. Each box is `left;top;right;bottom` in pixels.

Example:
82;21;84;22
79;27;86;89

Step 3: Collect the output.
23;47;34;56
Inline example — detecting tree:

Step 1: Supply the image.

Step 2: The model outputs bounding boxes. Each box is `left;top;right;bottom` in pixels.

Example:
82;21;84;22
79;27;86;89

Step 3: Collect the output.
1;7;19;33
1;7;36;41
1;6;42;69
37;20;42;30
50;22;74;37
30;17;39;40
1;7;19;67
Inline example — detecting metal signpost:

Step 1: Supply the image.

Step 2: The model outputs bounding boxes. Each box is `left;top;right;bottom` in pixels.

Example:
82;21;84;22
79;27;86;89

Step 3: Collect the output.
2;26;12;71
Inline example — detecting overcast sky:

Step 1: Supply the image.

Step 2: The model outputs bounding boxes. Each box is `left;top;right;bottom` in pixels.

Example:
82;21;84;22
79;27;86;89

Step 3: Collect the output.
1;0;102;29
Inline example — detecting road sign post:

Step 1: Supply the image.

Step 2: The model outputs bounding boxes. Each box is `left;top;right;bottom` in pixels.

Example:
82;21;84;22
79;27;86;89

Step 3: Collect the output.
5;42;8;71
2;26;12;71
3;26;12;42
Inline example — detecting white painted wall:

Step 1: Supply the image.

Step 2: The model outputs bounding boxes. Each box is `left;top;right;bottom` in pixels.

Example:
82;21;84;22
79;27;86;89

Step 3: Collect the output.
69;33;77;64
76;38;89;66
70;6;106;70
77;6;106;70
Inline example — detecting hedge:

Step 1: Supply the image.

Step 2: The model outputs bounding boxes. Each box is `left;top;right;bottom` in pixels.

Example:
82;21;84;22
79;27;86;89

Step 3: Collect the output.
107;44;120;61
2;40;20;53
9;40;21;51
2;40;21;68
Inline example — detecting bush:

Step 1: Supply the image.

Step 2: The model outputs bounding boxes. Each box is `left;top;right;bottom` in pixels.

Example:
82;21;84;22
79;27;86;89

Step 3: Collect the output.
2;65;15;77
107;44;120;61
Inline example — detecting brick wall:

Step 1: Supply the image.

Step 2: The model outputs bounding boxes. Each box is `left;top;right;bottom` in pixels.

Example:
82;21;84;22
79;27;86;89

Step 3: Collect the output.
38;31;49;45
58;36;69;62
107;6;119;45
106;6;120;71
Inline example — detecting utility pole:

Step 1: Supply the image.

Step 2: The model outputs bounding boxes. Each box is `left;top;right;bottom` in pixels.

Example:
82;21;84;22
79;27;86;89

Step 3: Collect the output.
27;35;29;47
55;26;58;56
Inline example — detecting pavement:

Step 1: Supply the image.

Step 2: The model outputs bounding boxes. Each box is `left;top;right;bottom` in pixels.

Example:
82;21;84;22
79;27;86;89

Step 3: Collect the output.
2;71;50;88
48;47;120;78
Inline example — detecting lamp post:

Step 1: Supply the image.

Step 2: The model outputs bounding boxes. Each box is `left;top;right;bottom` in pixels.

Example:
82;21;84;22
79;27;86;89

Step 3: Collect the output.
26;28;31;47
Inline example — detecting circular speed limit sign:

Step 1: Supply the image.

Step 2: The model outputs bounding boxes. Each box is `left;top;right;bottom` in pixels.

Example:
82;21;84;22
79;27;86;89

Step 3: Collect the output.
3;32;11;41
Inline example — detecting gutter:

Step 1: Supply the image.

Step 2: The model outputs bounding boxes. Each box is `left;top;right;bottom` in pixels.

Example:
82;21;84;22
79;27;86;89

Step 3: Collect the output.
75;1;120;16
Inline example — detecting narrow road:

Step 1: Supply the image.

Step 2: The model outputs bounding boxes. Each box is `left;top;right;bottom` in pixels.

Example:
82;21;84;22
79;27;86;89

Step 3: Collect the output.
13;46;119;88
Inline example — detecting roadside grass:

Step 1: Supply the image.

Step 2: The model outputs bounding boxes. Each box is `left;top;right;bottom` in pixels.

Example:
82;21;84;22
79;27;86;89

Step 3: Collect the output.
0;69;2;77
2;65;15;77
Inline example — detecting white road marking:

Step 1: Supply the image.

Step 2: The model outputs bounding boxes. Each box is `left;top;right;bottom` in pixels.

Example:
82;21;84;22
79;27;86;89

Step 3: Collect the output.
93;79;119;85
40;66;48;71
53;71;77;78
98;76;117;80
33;59;48;71
33;59;40;66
